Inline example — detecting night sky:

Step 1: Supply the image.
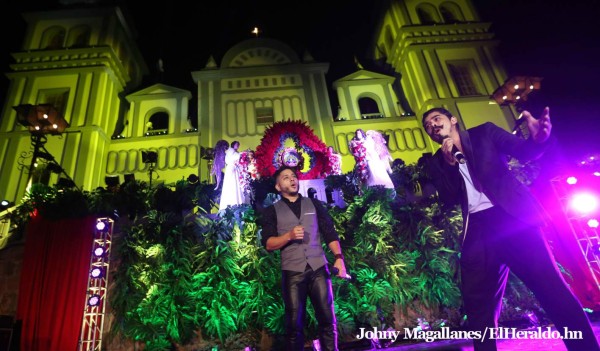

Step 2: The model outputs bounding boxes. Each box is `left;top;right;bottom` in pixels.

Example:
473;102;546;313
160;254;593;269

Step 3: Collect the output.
1;0;598;164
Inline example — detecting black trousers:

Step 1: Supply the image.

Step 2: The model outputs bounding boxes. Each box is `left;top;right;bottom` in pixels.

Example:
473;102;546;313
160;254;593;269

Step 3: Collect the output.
462;206;599;351
282;264;338;351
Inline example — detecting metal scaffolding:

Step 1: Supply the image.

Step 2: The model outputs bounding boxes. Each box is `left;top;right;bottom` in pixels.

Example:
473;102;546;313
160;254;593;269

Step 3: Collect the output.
550;175;600;292
78;217;113;351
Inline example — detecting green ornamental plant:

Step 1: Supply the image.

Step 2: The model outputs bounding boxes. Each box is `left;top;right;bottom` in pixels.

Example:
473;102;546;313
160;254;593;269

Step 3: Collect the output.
0;160;555;349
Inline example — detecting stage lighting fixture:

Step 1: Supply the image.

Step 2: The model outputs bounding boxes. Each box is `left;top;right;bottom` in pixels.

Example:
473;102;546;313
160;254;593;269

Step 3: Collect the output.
566;176;578;185
96;219;109;231
104;175;120;187
142;150;158;164
1;200;15;211
14;104;69;135
90;267;105;279
124;173;135;183
87;294;101;307
187;174;199;184
589;219;599;229
570;193;599;215
93;246;106;258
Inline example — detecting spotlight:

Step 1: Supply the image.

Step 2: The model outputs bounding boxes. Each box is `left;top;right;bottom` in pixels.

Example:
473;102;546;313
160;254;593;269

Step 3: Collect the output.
87;294;101;307
96;220;109;231
589;219;599;229
124;173;135;183
90;267;105;279
93;246;106;258
104;175;120;187
0;199;15;211
566;176;578;185
187;174;199;184
570;193;598;215
142;150;158;164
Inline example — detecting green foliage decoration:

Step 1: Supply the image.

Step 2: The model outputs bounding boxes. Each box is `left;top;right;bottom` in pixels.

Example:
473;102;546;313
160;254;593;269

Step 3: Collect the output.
2;163;553;348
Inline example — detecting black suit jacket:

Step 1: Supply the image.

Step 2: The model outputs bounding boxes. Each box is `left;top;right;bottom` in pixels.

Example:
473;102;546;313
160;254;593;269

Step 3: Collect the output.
426;122;553;231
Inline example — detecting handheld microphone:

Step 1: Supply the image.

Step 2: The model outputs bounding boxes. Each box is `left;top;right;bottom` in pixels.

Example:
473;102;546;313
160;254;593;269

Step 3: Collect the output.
452;146;466;164
442;135;466;164
329;265;352;280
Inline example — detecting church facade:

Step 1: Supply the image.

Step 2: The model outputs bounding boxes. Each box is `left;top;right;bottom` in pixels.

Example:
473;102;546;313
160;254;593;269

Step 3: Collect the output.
0;0;519;204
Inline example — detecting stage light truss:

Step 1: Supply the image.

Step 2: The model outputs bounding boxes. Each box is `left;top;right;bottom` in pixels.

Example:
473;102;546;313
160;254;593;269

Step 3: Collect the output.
78;217;113;351
550;175;600;292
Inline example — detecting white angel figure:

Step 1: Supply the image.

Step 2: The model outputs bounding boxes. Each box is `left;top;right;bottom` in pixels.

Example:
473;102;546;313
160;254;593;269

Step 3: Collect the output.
363;130;395;189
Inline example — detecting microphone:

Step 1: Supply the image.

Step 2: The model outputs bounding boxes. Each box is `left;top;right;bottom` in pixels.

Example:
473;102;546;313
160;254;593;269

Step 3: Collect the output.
452;145;466;164
329;264;352;280
442;135;466;164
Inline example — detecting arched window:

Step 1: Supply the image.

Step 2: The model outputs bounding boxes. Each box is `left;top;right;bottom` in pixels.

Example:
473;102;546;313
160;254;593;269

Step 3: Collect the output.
41;26;66;49
147;111;169;135
440;2;465;23
416;3;440;25
358;96;382;119
67;25;91;48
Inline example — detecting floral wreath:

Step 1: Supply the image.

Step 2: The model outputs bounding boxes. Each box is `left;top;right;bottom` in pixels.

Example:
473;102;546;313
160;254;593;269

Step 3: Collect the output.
255;120;329;180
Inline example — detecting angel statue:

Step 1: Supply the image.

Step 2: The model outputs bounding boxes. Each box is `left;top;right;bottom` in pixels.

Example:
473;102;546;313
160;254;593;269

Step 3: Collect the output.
349;129;394;189
210;139;229;190
219;141;246;210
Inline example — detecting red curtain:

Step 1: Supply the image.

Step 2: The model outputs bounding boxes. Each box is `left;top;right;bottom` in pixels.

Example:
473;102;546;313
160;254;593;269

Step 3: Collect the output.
16;215;96;351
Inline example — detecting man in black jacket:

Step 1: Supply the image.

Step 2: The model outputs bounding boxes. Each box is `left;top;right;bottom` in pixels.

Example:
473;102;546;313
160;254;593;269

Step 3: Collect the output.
260;166;347;351
422;107;599;351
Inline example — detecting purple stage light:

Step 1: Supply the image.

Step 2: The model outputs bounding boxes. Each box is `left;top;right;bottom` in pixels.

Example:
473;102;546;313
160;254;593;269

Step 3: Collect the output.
96;220;106;231
570;193;598;215
90;267;104;279
566;176;578;185
87;294;101;307
589;219;599;228
93;246;106;257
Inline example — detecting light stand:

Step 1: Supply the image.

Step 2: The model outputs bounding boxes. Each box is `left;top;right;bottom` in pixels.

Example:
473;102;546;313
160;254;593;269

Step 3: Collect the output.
13;104;78;190
142;151;158;187
200;146;215;183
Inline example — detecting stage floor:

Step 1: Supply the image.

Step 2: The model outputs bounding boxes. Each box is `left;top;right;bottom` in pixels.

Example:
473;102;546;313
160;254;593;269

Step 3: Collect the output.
338;320;600;351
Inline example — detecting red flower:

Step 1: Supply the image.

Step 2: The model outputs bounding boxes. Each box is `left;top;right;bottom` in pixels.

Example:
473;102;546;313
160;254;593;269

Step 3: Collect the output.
238;150;260;195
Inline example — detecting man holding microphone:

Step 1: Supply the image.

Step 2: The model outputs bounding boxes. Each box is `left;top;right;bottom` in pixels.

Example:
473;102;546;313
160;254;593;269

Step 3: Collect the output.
260;165;347;351
421;106;599;351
